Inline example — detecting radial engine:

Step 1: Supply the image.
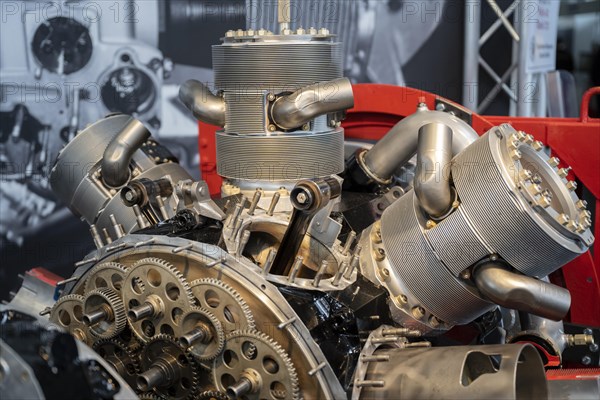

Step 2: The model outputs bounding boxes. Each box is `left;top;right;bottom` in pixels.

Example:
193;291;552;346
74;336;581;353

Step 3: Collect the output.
9;24;596;400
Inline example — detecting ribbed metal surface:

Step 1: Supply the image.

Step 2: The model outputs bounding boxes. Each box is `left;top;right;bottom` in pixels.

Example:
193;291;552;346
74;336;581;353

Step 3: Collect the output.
380;192;494;325
453;132;579;276
223;92;266;134
247;0;359;71
425;206;491;276
213;42;342;89
216;129;344;180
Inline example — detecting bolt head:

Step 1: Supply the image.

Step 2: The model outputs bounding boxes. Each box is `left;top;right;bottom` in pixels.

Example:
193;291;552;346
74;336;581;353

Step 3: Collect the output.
576;199;588;210
532;141;544;151
548;157;560;167
557;213;570;225
566;180;577;191
509;149;522;160
296;192;307;204
581;355;592;365
538;195;552;208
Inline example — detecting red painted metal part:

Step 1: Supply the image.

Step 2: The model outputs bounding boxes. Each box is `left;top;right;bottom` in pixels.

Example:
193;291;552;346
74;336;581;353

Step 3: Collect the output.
27;267;62;287
198;84;600;326
546;368;600;380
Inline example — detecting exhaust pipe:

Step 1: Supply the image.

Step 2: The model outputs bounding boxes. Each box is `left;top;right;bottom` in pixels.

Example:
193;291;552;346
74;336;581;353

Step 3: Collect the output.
101;117;150;188
358;105;478;184
179;79;226;127
414;122;454;218
473;262;571;321
270;77;354;130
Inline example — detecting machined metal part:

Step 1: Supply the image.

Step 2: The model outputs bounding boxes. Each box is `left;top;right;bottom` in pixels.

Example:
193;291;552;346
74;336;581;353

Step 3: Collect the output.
271;177;342;276
270;78;354;130
49;294;91;344
176;307;225;362
93;338;141;389
101;117;151;188
49;114;223;240
58;234;346;399
473;262;571;321
359;343;548;399
138;334;198;399
83;287;127;339
178;80;226;127
122;257;195;342
414;122;454;218
213;330;300;400
359;104;479;184
360;124;594;332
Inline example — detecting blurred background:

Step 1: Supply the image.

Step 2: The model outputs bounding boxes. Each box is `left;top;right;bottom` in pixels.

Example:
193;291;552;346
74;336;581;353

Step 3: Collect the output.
1;0;599;299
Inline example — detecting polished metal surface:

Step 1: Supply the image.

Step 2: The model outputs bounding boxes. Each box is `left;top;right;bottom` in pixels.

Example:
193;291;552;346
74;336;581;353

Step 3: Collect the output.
360;344;548;400
362;104;479;183
473;263;571;321
414;122;454;218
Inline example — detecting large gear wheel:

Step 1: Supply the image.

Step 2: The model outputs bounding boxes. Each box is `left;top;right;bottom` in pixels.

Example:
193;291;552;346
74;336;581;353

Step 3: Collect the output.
213;330;300;400
122;257;195;342
93;338;140;389
84;262;128;293
190;278;255;334
49;294;90;344
139;334;199;400
83;287;127;339
176;307;225;362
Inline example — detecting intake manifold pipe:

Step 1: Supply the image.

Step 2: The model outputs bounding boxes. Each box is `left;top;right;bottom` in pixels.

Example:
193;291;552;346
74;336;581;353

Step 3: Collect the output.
473;262;571;321
270;77;354;130
414;122;453;218
179;80;226;127
101;117;151;188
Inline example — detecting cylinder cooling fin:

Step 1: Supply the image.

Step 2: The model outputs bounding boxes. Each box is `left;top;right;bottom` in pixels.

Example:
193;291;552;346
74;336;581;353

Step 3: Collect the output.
360;123;594;332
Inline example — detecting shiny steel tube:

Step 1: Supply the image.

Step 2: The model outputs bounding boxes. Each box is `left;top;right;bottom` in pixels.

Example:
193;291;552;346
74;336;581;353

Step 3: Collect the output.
473;262;571;321
179;79;226;127
270;77;354;130
101;118;150;188
414;123;453;218
362;107;478;183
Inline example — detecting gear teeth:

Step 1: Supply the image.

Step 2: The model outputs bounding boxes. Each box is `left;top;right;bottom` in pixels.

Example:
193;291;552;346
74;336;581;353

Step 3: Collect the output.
179;307;225;362
190;278;256;332
123;257;196;343
83;287;127;339
49;294;91;343
198;390;228;400
219;329;300;400
140;334;199;399
93;337;141;388
83;261;128;292
131;257;195;301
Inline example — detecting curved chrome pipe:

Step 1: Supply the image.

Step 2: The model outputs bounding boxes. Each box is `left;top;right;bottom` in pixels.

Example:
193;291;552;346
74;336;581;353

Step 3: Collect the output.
101;117;150;188
270;77;354;130
361;106;478;183
473;262;571;321
179;79;226;127
414;123;453;218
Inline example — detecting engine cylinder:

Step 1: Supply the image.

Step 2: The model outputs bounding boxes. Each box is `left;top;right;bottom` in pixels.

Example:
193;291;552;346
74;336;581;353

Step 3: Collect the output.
211;30;348;182
360;124;594;332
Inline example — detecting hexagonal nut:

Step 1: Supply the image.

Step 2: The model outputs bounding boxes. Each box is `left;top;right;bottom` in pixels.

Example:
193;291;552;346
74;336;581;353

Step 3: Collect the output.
532;141;544;151
537;195;552;208
576;199;588;210
556;213;570;225
566;180;577;191
509;149;522;160
548;157;560;167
